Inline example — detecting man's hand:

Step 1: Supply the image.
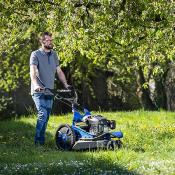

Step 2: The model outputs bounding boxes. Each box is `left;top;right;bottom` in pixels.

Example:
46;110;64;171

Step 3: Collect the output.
63;83;71;89
35;86;44;92
66;84;73;90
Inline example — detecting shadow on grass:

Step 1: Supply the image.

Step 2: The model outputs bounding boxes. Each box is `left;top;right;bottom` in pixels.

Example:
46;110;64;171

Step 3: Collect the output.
0;119;55;150
0;119;140;175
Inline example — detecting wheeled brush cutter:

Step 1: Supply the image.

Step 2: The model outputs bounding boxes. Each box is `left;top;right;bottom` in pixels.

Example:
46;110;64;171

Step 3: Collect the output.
54;88;123;151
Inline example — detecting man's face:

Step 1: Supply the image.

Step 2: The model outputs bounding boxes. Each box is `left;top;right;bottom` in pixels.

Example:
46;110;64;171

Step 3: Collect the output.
42;35;53;50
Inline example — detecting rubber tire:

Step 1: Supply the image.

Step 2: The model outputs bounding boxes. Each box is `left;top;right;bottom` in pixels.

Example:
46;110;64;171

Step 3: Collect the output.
115;140;123;149
107;140;123;150
55;124;76;151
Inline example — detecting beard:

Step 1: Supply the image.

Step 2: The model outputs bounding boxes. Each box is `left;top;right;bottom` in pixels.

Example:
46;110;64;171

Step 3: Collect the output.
44;44;53;50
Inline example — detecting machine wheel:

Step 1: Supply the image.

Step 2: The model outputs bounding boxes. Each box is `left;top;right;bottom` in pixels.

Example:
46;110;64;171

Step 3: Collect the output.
107;140;123;150
55;124;76;151
115;140;123;149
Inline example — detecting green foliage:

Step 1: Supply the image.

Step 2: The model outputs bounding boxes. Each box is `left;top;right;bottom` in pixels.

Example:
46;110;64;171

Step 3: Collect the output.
0;95;12;113
0;0;175;114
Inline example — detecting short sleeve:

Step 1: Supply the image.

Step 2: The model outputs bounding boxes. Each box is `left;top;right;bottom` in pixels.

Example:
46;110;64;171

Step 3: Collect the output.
30;51;38;66
54;52;59;67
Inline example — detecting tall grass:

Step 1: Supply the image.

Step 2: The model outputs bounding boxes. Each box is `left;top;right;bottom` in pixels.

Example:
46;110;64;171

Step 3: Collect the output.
0;111;175;175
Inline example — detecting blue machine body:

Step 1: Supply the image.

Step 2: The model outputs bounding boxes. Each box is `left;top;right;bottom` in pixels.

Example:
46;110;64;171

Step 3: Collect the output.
71;108;123;140
72;108;94;139
55;90;123;150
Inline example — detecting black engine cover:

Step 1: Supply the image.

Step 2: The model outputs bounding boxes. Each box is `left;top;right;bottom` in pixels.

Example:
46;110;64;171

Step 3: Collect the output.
87;115;109;135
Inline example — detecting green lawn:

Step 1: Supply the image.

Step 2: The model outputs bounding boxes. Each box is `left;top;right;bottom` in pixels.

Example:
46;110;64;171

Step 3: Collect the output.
0;111;175;175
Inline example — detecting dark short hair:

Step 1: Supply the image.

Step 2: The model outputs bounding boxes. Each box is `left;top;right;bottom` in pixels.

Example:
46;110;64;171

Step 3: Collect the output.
39;32;52;43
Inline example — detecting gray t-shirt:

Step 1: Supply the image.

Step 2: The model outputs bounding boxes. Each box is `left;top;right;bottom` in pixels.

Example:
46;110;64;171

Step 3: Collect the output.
30;48;59;95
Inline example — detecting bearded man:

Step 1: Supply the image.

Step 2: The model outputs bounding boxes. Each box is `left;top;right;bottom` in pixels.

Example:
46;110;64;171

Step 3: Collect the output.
30;32;69;145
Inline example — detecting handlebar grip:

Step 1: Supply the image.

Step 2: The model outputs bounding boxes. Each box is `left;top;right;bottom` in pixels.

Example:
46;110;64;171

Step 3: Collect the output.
57;90;72;93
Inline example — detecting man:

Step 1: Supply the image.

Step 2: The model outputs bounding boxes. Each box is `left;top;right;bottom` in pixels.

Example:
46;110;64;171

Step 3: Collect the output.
30;32;69;145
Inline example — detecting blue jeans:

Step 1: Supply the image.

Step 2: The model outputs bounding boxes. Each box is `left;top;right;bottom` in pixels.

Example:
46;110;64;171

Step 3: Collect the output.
32;93;53;145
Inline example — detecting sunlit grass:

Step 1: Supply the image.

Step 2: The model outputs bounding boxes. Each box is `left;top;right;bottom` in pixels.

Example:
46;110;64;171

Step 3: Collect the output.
0;111;175;174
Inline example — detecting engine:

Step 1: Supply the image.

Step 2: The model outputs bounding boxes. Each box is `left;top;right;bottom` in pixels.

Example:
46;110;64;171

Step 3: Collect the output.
85;115;116;136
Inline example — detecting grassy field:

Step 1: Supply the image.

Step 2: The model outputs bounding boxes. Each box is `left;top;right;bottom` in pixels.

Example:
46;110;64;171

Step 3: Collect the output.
0;111;175;175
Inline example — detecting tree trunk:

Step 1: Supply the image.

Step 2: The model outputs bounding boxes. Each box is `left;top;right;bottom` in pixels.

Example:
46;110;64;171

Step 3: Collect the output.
154;77;167;110
165;65;175;110
136;67;157;110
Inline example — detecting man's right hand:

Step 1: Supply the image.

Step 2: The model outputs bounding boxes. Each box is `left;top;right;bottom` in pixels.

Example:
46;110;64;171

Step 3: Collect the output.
35;86;44;92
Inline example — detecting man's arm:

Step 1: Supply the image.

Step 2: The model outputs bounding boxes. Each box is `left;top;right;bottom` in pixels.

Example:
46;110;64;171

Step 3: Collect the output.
30;65;43;91
56;66;69;88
